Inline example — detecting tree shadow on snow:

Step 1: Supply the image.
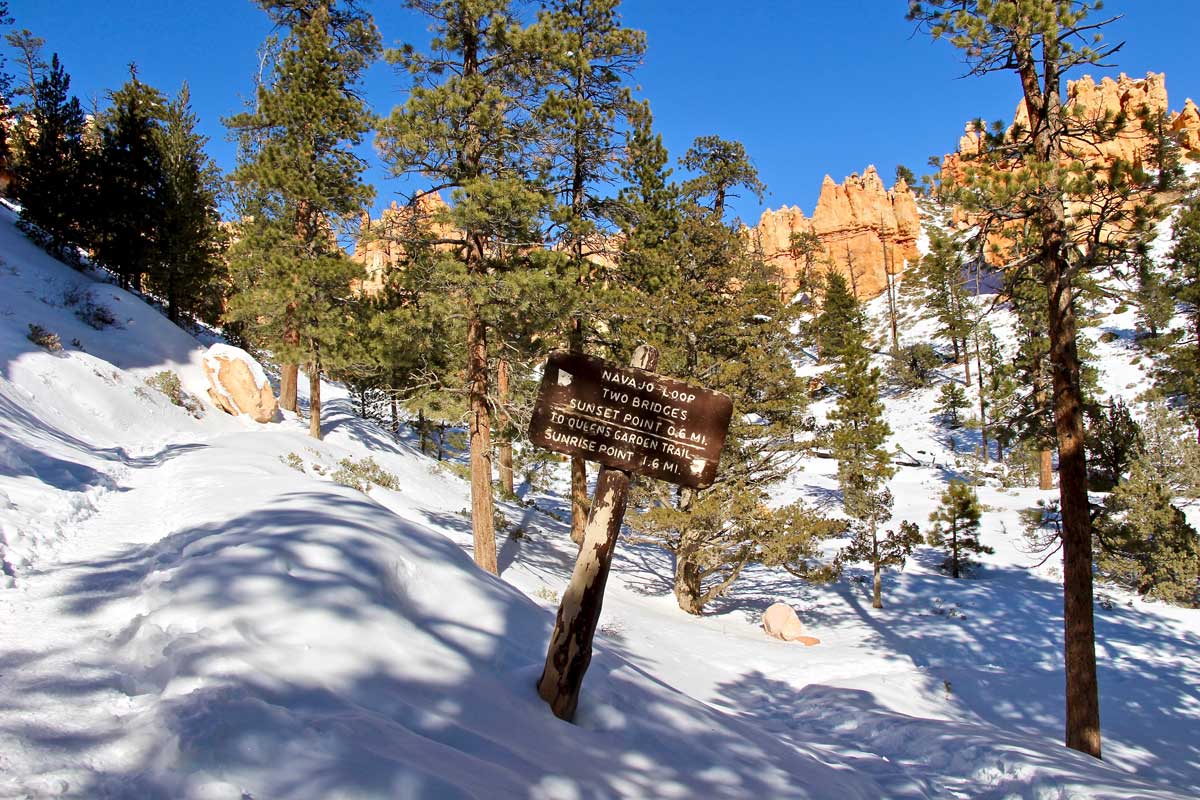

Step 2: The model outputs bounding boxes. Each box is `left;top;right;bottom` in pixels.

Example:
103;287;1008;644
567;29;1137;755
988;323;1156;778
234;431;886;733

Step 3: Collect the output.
0;488;883;799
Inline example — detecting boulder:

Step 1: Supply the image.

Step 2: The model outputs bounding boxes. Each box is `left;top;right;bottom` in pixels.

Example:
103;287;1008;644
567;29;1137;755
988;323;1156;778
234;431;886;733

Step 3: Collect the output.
202;344;278;423
762;602;820;646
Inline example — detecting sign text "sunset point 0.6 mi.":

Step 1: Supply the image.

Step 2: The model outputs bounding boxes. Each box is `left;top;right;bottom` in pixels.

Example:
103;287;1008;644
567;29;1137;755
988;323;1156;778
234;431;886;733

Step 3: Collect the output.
528;352;733;488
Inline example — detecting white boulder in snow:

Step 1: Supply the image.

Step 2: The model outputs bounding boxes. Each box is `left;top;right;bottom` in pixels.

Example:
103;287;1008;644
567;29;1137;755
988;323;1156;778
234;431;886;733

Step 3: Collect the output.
202;343;279;423
762;602;820;645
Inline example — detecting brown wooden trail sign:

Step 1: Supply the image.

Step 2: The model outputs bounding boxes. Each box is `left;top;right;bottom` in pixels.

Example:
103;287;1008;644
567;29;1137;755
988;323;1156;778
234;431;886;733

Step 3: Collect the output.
534;347;732;721
528;351;733;489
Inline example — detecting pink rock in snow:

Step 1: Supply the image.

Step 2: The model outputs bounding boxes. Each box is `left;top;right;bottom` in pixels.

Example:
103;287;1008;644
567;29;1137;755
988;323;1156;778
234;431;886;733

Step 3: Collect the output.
762;602;820;646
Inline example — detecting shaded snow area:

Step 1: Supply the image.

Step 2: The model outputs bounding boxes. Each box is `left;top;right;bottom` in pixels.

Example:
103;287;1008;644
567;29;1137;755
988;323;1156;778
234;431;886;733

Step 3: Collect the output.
0;202;1196;799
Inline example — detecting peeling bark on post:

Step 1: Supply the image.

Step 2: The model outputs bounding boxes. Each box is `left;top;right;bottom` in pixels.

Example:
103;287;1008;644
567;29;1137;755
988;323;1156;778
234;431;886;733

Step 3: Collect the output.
537;345;657;721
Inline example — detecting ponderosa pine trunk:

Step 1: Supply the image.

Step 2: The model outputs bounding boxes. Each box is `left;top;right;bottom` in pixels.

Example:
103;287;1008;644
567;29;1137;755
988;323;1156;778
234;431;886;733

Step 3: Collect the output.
308;355;322;441
1017;43;1101;758
872;530;883;609
280;362;298;412
497;358;514;497
467;312;497;575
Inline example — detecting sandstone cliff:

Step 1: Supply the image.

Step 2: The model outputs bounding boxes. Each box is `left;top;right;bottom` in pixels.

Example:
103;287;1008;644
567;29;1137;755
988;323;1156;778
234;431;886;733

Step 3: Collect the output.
752;165;921;299
943;72;1200;183
351;192;453;296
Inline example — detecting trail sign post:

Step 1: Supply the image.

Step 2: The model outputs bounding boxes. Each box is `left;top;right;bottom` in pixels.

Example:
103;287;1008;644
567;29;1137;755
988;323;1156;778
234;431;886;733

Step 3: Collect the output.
534;347;732;721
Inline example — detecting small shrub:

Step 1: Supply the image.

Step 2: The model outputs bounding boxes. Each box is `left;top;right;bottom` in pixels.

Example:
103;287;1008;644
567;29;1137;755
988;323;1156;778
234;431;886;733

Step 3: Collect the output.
27;324;62;352
532;586;560;604
145;371;204;417
60;283;88;308
76;299;116;330
280;452;305;472
890;342;943;389
1098;331;1119;344
332;457;399;493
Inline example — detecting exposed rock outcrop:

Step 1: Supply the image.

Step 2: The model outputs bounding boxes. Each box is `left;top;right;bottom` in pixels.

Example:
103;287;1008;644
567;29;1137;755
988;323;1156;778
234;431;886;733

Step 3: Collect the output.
203;344;278;424
753;165;921;299
942;72;1200;183
351;192;454;296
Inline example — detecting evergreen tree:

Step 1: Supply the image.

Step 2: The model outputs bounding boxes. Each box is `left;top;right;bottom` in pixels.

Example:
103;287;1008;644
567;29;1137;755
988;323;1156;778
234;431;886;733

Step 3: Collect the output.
1137;400;1200;501
1084;398;1143;489
226;0;380;440
680;135;765;219
1133;245;1172;343
938;381;968;429
816;270;863;364
378;0;577;575
839;514;921;609
533;0;645;544
13;53;87;257
151;85;226;324
4;26;46;112
908;227;970;378
624;139;835;614
0;3;14;189
1095;459;1199;607
927;480;990;578
895;163;917;190
828;297;898;608
92;66;167;291
908;3;1158;754
1156;195;1200;440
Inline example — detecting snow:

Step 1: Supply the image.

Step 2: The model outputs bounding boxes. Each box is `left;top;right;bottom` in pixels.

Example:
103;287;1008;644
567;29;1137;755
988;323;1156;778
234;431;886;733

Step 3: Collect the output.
1;202;1197;798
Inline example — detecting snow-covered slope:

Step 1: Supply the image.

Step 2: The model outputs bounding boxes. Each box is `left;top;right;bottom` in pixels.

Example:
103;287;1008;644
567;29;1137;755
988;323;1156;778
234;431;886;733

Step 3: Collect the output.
0;202;1195;799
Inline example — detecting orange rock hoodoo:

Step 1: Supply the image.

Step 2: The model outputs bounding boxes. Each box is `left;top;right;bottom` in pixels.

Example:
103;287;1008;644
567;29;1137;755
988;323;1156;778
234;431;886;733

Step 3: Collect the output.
942;72;1200;183
752;165;921;299
351;192;454;296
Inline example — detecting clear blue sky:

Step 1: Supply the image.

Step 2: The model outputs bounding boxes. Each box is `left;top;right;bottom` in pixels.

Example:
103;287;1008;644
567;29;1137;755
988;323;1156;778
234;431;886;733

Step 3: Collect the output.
8;1;1200;224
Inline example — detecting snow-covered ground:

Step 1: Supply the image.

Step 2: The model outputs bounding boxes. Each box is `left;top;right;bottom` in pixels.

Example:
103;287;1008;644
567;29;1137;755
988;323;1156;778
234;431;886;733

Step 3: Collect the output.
1;201;1196;799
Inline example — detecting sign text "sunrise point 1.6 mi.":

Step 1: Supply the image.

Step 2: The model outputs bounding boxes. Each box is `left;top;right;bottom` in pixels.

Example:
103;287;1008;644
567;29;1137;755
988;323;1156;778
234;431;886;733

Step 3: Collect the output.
528;352;733;488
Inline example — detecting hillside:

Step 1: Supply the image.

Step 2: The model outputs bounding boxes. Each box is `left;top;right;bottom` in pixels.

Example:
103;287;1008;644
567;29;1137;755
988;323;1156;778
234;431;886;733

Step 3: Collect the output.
1;196;1197;800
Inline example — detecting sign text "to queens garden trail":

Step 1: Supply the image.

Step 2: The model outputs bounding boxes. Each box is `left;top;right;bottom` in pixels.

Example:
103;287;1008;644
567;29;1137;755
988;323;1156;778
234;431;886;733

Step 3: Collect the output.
528;352;733;488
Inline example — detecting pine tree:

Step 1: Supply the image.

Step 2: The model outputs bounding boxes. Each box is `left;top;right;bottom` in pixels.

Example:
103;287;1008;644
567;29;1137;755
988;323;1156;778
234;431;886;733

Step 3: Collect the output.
623;138;834;614
92;66;167;291
0;3;14;190
1156;195;1200;440
533;0;645;545
680;135;765;219
1084;398;1143;489
225;0;380;439
378;0;577;575
938;381;968;429
829;303;897;597
927;480;990;578
910;2;1158;754
816;270;863;365
908;227;970;378
13;53;87;257
840;513;921;609
1133;245;1172;344
151;84;226;324
4;26;46;113
1095;459;1199;607
1137;400;1200;502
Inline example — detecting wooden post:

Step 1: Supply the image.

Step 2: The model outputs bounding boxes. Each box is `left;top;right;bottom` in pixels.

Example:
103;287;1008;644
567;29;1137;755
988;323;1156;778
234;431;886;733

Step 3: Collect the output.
537;345;658;721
